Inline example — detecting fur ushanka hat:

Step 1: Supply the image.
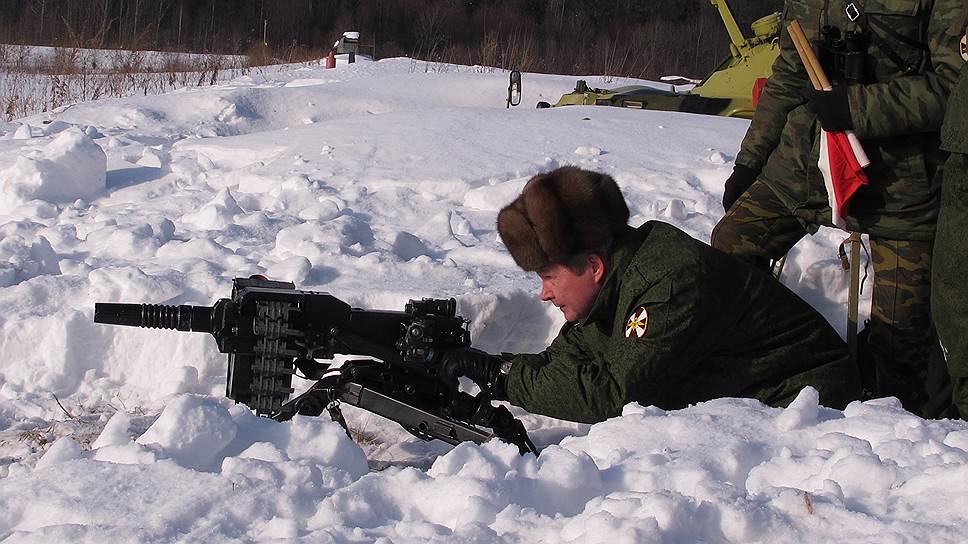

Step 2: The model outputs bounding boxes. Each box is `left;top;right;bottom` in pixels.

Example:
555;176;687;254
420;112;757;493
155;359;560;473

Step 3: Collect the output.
496;166;629;272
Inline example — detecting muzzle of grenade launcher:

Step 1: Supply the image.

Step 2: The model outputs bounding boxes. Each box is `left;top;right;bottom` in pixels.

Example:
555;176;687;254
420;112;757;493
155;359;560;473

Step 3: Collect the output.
93;298;298;416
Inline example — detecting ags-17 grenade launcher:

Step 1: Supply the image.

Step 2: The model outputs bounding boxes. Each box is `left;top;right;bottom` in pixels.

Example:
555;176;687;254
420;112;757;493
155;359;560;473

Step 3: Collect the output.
93;276;536;455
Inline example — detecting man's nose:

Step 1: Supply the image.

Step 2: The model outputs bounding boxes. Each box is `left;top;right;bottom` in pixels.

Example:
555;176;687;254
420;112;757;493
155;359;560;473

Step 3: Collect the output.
539;282;553;301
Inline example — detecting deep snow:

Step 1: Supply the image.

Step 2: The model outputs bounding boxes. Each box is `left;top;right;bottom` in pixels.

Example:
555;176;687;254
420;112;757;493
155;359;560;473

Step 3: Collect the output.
0;55;963;543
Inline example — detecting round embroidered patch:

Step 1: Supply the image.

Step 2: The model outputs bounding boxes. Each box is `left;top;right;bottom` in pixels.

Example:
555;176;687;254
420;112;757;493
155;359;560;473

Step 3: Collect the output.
624;306;649;339
961;33;968;62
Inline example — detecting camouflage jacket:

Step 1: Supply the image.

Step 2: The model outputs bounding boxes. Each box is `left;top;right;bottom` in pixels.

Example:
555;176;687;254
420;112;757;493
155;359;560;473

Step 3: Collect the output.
504;222;859;424
736;0;964;240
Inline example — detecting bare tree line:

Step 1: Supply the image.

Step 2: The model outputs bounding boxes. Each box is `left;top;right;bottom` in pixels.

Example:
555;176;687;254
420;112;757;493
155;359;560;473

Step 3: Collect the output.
0;0;782;80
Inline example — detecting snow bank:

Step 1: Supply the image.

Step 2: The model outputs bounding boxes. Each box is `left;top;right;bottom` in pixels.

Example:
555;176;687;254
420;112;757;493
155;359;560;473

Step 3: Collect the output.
135;394;237;470
0;397;367;542
0;232;60;287
3;392;966;542
0;128;106;214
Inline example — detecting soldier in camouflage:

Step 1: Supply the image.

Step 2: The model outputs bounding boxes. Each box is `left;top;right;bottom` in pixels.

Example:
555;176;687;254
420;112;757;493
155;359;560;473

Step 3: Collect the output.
932;4;968;417
711;0;963;417
438;167;860;424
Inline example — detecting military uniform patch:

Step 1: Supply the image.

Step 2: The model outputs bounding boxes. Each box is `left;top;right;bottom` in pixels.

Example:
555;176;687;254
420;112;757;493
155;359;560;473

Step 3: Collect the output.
961;33;967;62
624;306;649;339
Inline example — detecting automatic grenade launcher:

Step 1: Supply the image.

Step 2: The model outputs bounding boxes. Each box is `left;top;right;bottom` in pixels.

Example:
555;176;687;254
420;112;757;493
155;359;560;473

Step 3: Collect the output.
93;276;536;455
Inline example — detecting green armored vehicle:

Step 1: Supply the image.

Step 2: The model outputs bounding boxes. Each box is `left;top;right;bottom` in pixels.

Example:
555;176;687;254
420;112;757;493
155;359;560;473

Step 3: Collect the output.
540;0;780;119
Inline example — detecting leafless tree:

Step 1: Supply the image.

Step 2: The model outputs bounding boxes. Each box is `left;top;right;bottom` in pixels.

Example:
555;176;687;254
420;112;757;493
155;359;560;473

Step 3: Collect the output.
0;0;783;80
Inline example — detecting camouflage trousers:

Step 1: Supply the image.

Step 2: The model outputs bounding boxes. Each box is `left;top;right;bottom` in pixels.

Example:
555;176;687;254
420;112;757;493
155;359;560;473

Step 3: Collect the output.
711;180;951;418
932;153;968;418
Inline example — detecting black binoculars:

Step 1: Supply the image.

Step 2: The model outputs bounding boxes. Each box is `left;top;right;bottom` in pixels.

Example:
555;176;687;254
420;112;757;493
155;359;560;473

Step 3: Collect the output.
813;25;869;85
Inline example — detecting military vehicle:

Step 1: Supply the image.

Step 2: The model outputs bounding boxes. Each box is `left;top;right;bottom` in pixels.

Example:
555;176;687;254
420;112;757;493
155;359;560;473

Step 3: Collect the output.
538;0;781;119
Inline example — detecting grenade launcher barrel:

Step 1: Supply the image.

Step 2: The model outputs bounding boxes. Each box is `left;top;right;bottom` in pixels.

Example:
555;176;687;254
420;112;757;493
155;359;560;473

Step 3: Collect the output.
94;303;214;332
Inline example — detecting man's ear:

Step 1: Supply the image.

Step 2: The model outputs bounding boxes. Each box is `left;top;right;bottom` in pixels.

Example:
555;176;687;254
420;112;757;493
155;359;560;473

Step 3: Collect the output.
588;254;607;284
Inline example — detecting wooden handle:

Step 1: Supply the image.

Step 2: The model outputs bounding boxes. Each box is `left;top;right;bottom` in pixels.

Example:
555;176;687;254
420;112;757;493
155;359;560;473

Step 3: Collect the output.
788;20;833;91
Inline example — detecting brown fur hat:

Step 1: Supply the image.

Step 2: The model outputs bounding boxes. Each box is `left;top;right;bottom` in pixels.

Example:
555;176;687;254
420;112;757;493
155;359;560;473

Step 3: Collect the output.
496;166;629;271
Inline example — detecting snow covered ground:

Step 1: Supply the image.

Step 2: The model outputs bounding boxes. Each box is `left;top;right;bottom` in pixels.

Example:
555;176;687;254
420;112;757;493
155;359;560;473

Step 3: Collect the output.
0;56;964;542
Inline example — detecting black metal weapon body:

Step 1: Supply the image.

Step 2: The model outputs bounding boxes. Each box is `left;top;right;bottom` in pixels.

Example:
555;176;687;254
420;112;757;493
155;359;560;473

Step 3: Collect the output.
94;277;536;455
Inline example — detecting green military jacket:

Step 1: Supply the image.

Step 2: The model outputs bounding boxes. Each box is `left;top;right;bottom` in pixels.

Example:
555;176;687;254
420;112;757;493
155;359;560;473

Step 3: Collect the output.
736;0;964;241
504;222;859;423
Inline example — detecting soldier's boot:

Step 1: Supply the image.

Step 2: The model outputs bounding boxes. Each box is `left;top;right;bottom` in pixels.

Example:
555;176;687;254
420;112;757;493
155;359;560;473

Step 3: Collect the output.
711;180;808;267
867;238;952;418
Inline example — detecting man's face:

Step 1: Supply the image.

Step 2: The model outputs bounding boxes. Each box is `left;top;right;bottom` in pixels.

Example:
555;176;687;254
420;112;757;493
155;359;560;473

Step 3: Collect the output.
538;256;605;322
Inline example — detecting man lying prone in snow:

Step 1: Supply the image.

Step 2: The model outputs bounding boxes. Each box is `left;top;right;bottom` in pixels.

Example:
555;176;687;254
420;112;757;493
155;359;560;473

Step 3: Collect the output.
438;166;861;423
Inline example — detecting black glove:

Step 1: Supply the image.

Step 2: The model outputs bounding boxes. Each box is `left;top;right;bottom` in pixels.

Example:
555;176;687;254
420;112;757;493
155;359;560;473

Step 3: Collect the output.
722;164;759;212
804;85;853;132
438;347;508;399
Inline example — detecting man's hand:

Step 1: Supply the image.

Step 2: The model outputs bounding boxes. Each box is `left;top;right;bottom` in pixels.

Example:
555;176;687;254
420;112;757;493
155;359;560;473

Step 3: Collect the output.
438;347;508;399
722;164;759;212
804;86;853;132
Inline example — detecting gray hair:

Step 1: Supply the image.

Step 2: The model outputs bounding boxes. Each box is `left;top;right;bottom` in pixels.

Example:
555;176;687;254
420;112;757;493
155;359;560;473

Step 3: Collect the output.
561;238;614;274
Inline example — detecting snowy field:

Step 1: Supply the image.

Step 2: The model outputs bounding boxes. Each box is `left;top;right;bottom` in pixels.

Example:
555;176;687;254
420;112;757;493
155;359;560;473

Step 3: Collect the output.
1;56;965;542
